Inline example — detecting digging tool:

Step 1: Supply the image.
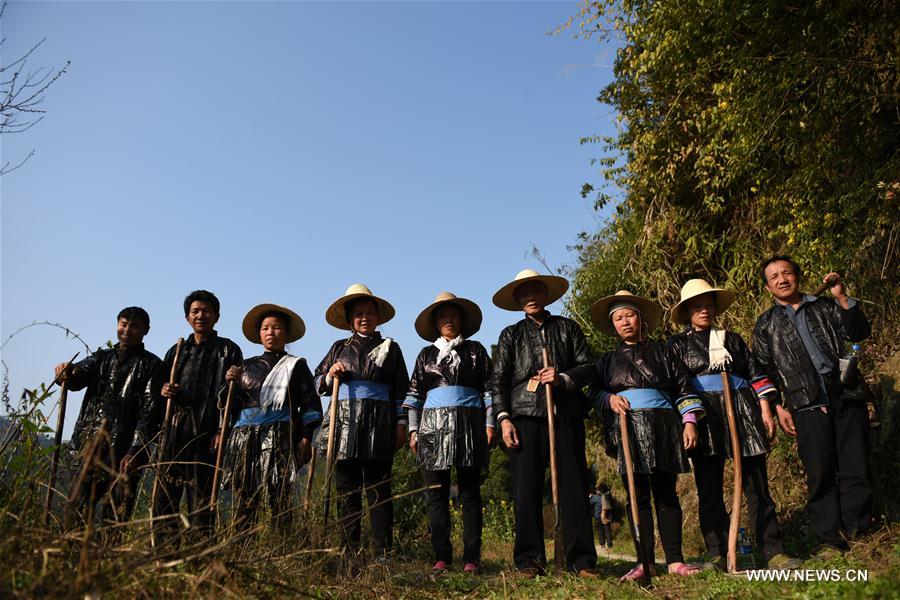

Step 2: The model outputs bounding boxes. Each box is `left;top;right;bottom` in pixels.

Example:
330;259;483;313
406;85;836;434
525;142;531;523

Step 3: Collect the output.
322;376;340;527
620;410;652;586
150;337;184;548
43;351;79;525
210;380;235;508
722;372;744;573
539;329;565;570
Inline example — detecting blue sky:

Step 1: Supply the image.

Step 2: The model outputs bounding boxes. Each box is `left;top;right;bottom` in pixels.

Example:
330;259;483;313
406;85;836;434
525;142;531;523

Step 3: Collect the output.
1;1;618;437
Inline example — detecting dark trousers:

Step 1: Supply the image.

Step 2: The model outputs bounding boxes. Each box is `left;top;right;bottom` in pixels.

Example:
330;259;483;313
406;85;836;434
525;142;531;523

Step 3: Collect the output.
597;521;612;547
234;469;292;532
693;453;784;560
508;415;597;573
64;446;143;532
621;471;683;565
793;401;873;547
152;420;216;545
422;466;482;564
334;458;393;553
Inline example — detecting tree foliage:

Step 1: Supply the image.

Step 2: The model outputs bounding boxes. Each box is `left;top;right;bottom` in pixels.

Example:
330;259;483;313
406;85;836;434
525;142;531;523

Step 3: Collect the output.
564;0;899;360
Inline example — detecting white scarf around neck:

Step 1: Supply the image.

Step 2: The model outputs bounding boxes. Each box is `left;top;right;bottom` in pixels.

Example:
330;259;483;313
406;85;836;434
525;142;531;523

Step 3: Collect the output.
368;337;393;368
708;327;733;370
260;355;301;411
433;335;464;370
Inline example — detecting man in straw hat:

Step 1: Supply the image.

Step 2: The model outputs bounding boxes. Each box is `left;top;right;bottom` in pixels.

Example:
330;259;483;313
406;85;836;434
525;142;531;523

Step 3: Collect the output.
405;292;494;573
753;256;872;556
154;290;243;545
314;283;409;560
491;269;597;577
669;279;799;570
219;303;321;531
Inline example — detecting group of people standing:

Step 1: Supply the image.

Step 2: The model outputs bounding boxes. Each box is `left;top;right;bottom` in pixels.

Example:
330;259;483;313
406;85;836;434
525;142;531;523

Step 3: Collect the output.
53;255;873;581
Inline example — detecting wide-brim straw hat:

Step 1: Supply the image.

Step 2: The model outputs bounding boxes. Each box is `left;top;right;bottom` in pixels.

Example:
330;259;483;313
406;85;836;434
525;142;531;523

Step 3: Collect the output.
590;290;662;337
242;303;306;344
671;278;736;324
492;269;569;311
414;292;483;342
325;283;396;331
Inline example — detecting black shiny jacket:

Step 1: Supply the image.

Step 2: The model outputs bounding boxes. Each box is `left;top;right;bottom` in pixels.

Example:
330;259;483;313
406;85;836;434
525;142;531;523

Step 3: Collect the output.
314;332;410;421
408;341;492;399
492;313;594;419
753;297;870;410
68;344;162;459
162;332;243;436
668;328;762;380
225;352;322;440
589;340;696;405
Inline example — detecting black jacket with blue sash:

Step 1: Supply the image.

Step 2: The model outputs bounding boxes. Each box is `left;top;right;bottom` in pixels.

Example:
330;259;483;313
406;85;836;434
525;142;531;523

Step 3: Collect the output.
314;332;409;461
404;340;493;471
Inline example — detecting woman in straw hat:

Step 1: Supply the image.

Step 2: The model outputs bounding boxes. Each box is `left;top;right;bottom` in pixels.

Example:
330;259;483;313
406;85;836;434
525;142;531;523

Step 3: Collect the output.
314;284;409;559
404;292;494;573
589;290;704;580
668;279;799;570
220;303;322;530
492;269;597;577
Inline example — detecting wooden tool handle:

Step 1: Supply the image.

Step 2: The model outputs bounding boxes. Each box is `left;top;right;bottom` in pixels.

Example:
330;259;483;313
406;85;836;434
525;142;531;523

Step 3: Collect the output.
620;411;651;585
322;376;340;525
722;372;743;573
811;274;839;297
43;380;70;526
541;346;560;510
210;380;235;507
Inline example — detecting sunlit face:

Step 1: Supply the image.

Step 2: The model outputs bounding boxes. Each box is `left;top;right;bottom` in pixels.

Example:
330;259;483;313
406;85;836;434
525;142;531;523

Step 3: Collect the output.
686;293;717;330
611;308;642;343
117;317;149;349
350;299;379;335
514;281;549;317
259;315;287;353
764;260;800;301
434;303;462;340
186;301;219;336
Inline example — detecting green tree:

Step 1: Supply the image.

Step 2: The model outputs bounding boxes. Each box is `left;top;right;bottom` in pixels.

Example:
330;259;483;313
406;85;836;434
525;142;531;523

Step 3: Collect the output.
562;0;900;531
564;0;898;355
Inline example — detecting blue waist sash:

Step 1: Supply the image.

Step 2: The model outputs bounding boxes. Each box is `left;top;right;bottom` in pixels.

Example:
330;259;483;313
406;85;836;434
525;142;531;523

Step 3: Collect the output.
691;374;749;392
234;407;291;428
424;386;483;409
323;380;392;414
339;380;391;401
620;388;672;410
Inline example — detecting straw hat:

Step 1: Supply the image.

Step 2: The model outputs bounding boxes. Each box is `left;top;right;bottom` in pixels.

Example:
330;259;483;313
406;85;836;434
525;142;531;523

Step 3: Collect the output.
242;303;306;344
492;269;569;311
590;290;662;337
671;279;736;324
325;283;396;331
414;292;482;342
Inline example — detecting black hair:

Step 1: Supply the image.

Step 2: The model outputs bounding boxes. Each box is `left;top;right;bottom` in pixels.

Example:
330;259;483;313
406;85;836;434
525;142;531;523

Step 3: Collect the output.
759;255;802;286
258;309;291;331
117;306;150;327
183;290;221;316
344;297;379;326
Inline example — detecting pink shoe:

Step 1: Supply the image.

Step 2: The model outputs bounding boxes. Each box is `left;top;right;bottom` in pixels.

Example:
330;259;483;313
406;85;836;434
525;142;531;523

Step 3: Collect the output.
669;562;701;577
463;562;479;573
433;560;449;572
619;564;646;582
